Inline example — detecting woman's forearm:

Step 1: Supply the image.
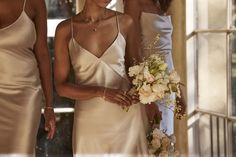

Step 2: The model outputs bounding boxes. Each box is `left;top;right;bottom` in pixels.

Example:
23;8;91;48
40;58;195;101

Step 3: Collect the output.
55;82;104;100
36;50;53;107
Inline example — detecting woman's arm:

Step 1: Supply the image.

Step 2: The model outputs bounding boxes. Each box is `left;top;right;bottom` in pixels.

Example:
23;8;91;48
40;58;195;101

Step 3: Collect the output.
123;0;142;63
54;21;132;106
34;0;53;108
33;0;55;139
124;15;141;69
124;0;141;24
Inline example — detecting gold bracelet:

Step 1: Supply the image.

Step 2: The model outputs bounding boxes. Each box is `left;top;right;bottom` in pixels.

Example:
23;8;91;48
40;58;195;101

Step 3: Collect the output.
44;106;53;109
102;87;106;99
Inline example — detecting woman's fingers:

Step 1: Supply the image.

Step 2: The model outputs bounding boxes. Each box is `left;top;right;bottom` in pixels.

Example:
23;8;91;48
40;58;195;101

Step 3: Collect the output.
105;92;131;106
104;88;136;106
49;120;56;139
44;109;56;140
131;94;139;102
122;92;133;105
116;93;132;106
108;95;128;106
45;119;56;140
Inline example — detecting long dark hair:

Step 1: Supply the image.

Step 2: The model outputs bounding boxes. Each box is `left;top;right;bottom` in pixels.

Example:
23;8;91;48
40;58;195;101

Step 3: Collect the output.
153;0;173;13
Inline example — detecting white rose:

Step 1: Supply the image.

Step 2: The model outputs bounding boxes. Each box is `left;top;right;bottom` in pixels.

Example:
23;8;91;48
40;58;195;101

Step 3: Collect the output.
137;74;144;80
151;138;161;150
148;148;156;155
139;93;157;104
152;84;169;93
132;78;139;86
140;83;152;93
128;65;143;77
144;66;155;83
158;151;169;157
162;136;171;150
139;83;156;104
152;128;165;139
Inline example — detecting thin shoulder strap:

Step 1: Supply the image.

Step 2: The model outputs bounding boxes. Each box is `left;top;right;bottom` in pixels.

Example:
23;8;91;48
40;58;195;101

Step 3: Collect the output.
71;17;74;38
23;0;27;11
115;12;120;33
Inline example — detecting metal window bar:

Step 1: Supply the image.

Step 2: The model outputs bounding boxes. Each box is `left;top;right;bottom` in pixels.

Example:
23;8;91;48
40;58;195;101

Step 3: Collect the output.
189;108;236;157
217;117;220;157
187;29;236;40
210;115;214;157
224;119;227;157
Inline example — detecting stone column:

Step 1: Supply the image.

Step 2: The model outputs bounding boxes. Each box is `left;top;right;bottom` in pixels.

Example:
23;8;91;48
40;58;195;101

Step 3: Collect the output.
169;0;188;156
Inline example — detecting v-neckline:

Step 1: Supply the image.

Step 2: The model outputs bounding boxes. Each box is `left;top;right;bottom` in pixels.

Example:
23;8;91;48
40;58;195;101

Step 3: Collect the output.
0;11;24;31
0;11;35;32
72;32;124;59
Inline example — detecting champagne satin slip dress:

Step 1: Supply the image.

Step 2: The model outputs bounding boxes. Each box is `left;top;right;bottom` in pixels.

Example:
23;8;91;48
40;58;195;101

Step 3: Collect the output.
69;13;148;157
0;0;42;155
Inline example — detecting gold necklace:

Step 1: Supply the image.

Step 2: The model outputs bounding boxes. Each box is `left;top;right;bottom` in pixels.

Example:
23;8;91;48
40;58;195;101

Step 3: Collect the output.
82;9;107;32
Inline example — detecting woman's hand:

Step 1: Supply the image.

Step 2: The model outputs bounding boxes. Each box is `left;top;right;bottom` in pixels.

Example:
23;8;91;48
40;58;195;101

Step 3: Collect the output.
127;88;140;104
103;88;133;107
44;108;56;139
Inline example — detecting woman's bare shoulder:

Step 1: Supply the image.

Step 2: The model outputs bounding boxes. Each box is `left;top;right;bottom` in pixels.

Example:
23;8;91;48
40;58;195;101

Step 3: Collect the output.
55;18;72;39
117;12;134;27
31;0;46;11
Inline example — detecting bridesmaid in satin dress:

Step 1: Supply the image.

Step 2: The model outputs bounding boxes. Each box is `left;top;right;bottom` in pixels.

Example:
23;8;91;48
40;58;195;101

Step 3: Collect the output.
0;0;56;156
54;0;148;156
124;0;186;135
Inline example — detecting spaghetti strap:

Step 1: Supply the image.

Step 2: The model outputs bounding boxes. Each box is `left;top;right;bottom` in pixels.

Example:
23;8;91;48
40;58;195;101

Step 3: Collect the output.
71;17;74;38
115;12;120;33
23;0;27;11
70;17;76;48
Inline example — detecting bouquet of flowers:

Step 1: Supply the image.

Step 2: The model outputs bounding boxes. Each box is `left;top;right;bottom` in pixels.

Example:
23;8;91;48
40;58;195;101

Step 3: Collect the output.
128;54;181;105
147;127;179;157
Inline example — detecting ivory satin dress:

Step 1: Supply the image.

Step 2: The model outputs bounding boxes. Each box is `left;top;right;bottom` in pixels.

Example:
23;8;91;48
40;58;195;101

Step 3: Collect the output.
0;0;42;155
69;15;148;156
140;12;175;135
